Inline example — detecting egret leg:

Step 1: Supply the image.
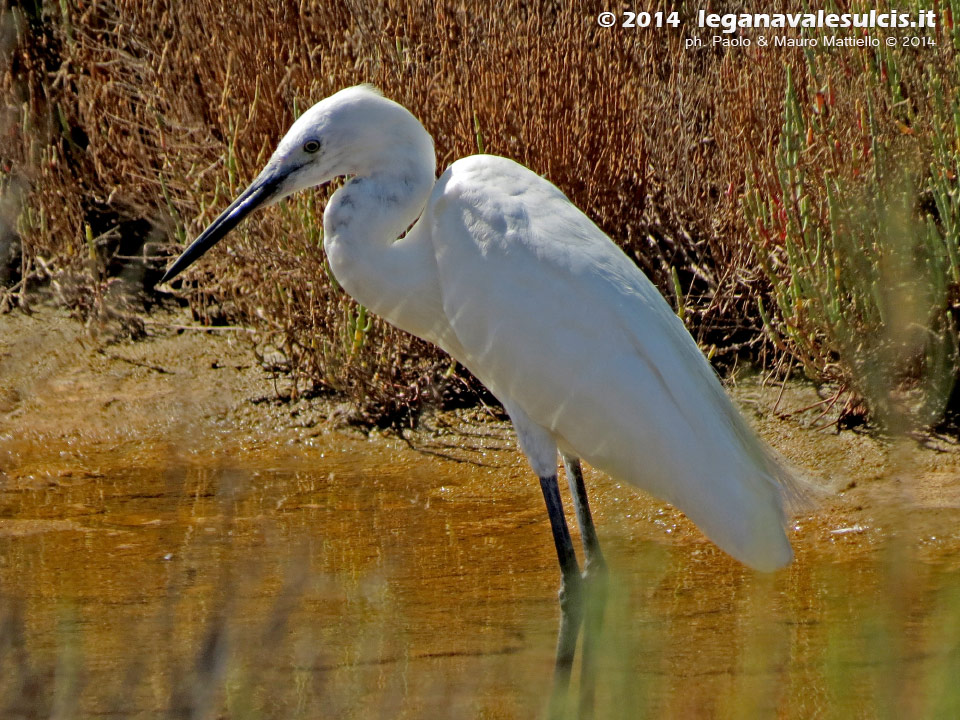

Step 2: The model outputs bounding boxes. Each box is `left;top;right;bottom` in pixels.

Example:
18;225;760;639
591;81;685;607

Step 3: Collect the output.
561;455;608;720
538;473;583;714
561;454;607;577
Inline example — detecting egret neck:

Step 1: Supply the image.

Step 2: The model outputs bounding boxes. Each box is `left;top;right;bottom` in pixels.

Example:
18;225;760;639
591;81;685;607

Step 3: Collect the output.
322;143;445;346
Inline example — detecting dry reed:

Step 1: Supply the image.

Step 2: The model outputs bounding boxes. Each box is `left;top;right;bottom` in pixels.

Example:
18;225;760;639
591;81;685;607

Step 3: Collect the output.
2;0;957;426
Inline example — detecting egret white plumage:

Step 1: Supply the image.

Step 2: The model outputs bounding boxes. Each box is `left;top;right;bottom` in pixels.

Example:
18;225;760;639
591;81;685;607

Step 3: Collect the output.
160;85;797;603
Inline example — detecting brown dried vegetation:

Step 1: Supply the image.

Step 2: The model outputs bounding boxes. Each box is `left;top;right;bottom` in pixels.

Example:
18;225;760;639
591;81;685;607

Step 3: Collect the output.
1;1;957;427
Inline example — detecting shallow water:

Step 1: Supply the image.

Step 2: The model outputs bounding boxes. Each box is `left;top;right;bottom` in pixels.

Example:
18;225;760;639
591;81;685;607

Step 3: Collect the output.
2;429;960;718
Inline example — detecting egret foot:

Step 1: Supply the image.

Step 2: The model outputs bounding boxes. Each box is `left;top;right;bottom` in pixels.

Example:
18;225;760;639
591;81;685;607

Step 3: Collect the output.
557;571;585;618
583;556;608;584
579;550;609;720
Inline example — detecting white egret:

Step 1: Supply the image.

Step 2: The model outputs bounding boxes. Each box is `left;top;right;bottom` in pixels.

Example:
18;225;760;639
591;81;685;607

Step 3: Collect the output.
160;85;797;609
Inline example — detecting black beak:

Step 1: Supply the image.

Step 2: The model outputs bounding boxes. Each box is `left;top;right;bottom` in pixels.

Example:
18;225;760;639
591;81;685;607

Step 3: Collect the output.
158;171;283;285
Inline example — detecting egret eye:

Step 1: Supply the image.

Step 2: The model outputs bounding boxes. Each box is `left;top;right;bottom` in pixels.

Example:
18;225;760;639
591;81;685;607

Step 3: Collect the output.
303;139;321;154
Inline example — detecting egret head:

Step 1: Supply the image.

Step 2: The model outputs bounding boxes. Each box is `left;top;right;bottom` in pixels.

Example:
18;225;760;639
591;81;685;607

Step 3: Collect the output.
159;85;430;284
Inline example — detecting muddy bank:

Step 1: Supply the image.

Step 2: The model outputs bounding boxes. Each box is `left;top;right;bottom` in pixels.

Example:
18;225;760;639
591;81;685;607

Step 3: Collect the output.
3;305;959;538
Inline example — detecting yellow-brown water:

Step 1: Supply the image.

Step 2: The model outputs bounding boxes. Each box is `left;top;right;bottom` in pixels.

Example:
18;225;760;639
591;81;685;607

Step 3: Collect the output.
3;432;960;718
2;310;960;717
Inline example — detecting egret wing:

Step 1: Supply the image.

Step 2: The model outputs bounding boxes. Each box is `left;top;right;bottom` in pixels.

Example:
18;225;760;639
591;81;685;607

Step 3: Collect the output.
428;155;793;570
